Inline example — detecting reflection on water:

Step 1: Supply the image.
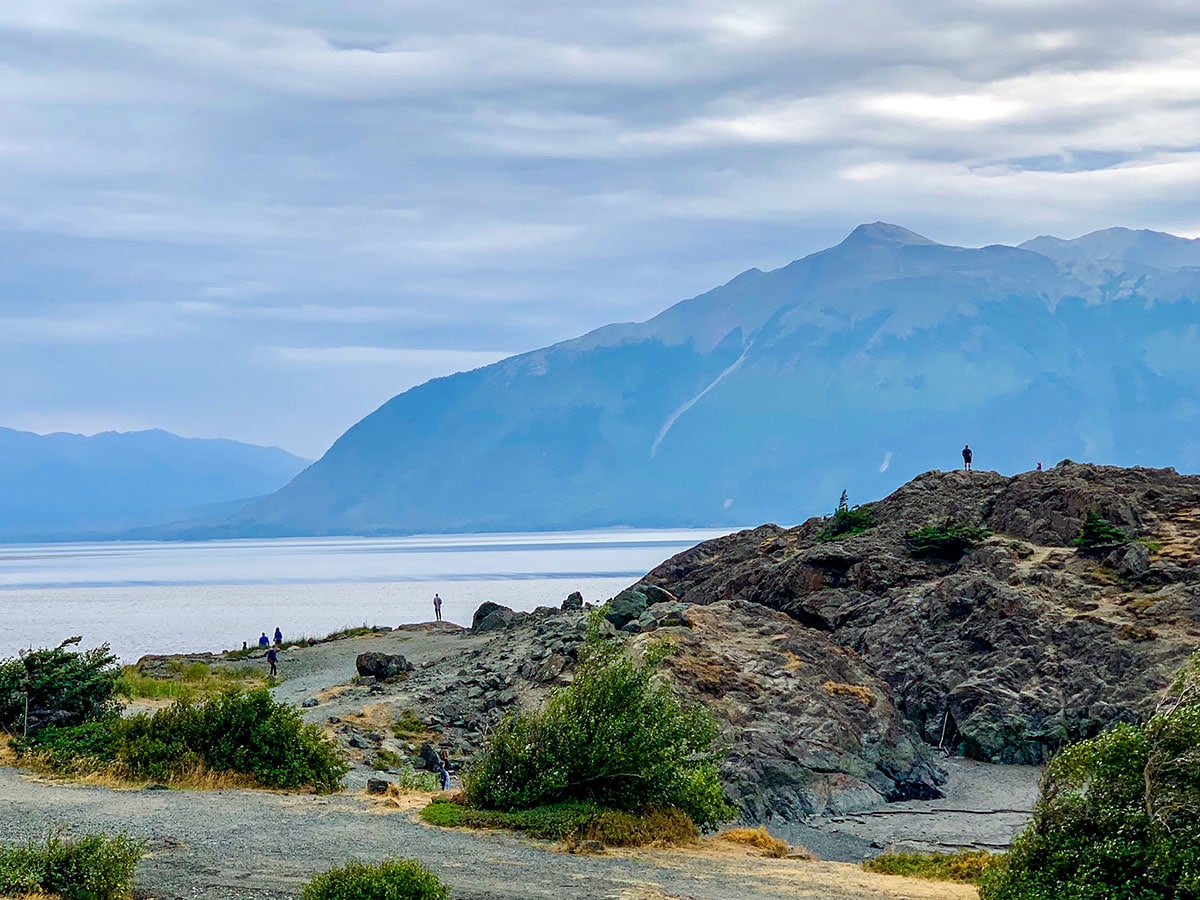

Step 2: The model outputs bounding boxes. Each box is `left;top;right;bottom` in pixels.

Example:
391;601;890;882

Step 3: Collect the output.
0;530;729;661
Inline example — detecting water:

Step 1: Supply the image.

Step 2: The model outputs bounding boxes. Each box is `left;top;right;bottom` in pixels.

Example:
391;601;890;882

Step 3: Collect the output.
0;530;729;661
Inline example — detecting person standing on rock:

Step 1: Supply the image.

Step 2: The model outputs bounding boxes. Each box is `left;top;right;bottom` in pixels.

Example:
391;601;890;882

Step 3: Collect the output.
962;444;973;471
266;646;278;678
433;593;443;623
273;627;283;646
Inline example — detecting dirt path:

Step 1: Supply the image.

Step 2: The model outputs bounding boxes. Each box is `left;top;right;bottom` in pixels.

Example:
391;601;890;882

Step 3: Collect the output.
0;769;975;900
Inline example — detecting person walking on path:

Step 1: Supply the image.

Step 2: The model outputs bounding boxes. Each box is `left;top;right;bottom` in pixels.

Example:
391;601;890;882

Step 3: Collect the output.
258;632;270;648
433;593;443;623
266;647;278;678
962;444;973;471
273;627;283;646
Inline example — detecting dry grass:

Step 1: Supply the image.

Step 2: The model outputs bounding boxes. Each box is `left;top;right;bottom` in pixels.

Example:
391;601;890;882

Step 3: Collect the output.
11;750;255;791
720;826;793;858
0;732;19;768
822;681;876;707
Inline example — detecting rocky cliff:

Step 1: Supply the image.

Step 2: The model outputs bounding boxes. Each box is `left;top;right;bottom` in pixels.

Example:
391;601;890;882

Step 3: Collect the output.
632;462;1200;765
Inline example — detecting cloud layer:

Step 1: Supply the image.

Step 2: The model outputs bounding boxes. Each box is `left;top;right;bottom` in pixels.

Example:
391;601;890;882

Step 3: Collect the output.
3;1;1199;454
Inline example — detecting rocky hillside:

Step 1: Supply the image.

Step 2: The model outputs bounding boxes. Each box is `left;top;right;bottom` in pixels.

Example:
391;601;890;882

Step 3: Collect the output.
633;462;1200;765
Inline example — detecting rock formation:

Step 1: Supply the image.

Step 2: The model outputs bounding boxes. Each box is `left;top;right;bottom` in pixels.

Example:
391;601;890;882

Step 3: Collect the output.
634;462;1200;764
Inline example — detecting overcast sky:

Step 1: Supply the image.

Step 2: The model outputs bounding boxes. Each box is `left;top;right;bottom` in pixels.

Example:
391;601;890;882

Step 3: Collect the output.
3;1;1200;457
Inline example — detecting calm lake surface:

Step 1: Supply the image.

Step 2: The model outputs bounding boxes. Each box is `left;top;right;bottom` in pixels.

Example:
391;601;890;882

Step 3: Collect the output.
0;530;730;661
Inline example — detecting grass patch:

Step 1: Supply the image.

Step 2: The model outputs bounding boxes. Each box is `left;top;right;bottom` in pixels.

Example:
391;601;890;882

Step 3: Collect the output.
864;849;997;884
720;826;791;858
392;709;427;740
0;832;142;900
300;858;448;900
116;662;265;701
419;798;697;847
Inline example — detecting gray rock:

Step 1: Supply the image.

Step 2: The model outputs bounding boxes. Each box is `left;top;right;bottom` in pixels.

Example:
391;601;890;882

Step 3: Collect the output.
475;608;518;632
366;779;389;795
562;591;584;611
355;652;413;681
472;602;511;630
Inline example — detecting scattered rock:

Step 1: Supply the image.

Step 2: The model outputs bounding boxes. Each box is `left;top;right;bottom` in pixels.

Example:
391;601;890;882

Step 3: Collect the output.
301;698;319;708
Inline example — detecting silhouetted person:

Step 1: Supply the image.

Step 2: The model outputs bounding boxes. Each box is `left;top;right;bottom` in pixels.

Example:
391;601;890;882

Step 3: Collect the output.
962;444;973;471
433;593;443;623
274;627;283;646
1036;461;1043;472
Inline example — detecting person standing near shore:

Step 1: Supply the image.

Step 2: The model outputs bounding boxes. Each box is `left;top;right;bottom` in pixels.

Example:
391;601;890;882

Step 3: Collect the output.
266;646;278;678
258;632;270;648
433;593;443;623
274;627;283;646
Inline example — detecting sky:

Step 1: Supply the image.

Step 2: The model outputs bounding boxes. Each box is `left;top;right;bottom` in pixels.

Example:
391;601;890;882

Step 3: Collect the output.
3;1;1200;458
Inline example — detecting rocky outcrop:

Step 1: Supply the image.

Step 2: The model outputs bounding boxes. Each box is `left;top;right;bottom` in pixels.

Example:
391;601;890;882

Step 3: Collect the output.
637;463;1200;764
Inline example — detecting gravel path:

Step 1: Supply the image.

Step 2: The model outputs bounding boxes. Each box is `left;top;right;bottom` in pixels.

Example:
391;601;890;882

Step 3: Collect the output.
0;769;976;900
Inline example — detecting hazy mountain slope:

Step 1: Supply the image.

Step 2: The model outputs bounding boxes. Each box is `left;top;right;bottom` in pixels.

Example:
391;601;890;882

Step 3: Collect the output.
1020;227;1200;268
221;223;1200;536
0;428;309;541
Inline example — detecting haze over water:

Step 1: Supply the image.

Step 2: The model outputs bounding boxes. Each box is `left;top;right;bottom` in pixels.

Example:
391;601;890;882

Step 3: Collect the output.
0;530;728;661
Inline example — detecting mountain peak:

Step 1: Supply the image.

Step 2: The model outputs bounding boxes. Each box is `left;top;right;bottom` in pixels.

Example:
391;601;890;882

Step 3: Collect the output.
840;222;939;248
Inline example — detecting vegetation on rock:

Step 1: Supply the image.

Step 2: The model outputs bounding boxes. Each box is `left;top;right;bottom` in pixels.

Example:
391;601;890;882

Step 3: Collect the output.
817;491;875;542
1072;509;1130;552
905;519;991;561
18;688;347;792
300;858;448;900
980;651;1200;899
0;638;121;735
461;614;733;831
0;831;142;900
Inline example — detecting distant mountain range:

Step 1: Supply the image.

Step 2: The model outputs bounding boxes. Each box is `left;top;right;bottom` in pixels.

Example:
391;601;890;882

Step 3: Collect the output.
176;222;1196;538
0;428;308;541
11;223;1200;542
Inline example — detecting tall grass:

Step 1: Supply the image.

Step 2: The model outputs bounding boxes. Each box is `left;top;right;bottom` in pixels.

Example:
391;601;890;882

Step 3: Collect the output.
116;662;265;701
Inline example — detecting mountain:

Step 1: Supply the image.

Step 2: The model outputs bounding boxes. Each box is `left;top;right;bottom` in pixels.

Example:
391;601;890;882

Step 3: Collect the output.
217;222;1200;536
0;428;309;541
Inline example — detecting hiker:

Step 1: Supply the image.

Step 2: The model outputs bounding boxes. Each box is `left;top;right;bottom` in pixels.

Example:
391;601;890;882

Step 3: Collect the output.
1036;461;1043;472
258;632;270;648
439;749;451;791
433;593;443;623
962;444;973;471
266;646;278;677
274;627;283;646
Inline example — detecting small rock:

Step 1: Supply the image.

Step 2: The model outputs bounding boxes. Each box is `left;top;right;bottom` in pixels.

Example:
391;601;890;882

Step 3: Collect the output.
366;779;389;795
578;840;605;854
301;698;319;708
349;737;369;749
355;652;413;681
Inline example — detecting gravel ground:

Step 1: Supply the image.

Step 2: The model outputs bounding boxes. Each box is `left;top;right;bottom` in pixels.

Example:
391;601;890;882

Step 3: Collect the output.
0;769;976;900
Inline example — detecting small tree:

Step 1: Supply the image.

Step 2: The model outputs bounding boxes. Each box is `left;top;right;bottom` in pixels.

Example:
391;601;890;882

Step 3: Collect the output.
0;638;120;735
1073;509;1130;553
817;491;874;542
463;617;733;830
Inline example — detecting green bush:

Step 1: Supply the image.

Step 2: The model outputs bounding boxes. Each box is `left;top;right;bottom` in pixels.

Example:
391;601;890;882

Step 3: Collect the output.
1073;509;1130;552
980;650;1200;899
300;858;448;900
0;637;120;734
864;849;997;884
22;688;348;792
462;619;733;830
905;520;991;562
817;491;874;542
0;832;143;900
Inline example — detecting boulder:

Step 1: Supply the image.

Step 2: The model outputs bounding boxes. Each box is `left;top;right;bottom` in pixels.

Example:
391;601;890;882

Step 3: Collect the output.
562;591;584;611
604;584;679;628
475;608;519;632
355;652;413;681
366;778;389;795
472;602;513;630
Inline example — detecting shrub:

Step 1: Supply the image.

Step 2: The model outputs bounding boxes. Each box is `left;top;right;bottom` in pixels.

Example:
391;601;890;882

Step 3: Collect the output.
720;826;791;858
0;832;143;900
1073;509;1130;552
0;638;120;735
905;520;991;562
865;849;996;884
300;858;448;900
462;618;733;830
980;650;1200;899
817;491;874;542
21;688;347;792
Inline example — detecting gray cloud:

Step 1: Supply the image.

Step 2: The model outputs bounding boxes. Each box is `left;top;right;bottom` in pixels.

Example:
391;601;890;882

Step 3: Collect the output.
2;0;1200;455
